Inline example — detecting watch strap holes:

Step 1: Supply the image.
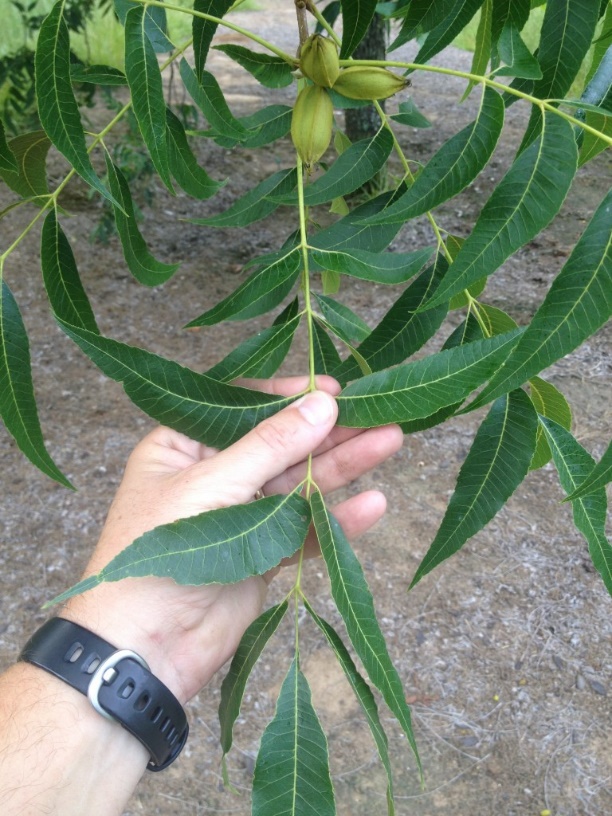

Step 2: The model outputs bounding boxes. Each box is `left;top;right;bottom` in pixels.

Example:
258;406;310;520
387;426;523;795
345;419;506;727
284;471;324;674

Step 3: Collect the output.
134;691;151;712
65;642;84;663
150;705;163;723
119;679;136;699
84;655;101;674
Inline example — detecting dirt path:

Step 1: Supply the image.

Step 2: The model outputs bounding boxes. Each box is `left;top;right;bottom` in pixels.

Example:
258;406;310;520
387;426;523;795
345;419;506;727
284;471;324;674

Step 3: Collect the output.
0;4;610;814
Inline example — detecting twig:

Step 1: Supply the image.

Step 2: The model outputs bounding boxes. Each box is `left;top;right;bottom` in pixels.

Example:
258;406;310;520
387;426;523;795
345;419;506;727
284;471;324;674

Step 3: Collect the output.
295;0;310;49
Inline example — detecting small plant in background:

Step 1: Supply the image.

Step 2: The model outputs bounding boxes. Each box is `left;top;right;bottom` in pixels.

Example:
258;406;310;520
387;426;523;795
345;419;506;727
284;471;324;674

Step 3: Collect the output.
0;0;611;812
1;0;115;131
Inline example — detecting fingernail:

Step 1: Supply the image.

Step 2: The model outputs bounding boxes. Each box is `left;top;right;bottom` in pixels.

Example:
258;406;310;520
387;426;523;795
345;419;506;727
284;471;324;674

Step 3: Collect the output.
295;391;335;426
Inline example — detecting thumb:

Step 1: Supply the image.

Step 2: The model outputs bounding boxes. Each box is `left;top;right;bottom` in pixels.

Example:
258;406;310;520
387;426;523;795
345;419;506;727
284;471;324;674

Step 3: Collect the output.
198;390;338;502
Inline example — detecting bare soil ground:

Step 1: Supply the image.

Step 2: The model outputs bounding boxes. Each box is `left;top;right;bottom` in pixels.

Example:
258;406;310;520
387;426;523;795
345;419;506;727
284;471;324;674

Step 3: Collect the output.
0;4;610;814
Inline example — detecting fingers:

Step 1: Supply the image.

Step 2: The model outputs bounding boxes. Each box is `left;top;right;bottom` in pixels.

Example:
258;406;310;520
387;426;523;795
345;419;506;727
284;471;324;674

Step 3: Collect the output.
236;375;341;397
270;490;388;574
193;390;339;503
128;376;343;475
306;490;388;555
263;423;404;497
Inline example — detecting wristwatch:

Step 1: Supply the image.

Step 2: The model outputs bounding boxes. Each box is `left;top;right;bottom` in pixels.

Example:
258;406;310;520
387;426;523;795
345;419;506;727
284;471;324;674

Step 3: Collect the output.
20;618;189;771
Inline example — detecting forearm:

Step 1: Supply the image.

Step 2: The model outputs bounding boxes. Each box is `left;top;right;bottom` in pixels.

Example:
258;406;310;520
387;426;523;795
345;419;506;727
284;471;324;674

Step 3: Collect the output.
0;662;149;816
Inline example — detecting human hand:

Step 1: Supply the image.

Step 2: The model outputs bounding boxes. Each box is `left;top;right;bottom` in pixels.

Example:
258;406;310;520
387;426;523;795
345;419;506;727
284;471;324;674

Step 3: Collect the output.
62;376;403;704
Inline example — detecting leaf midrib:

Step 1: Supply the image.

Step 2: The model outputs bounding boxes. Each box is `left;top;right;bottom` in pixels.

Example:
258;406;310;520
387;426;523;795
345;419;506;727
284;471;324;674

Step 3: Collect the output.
482;232;612;396
102;491;303;579
338;335;514;403
317;498;409;728
0;289;42;459
432;113;566;303
61;320;290;414
544;426;611;584
420;395;511;572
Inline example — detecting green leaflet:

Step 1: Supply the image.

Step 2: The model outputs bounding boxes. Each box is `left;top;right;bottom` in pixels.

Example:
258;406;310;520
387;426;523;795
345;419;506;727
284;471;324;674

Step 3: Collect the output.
399;403;459;435
55;320;293;448
35;1;116;206
336;329;521;427
0;201;31;222
315;316;371;376
399;312;487;434
105;156;180;286
0;131;51;200
390;98;432;128
193;0;235;82
491;0;531;45
166;108;225;200
449;276;486;310
314;295;371;344
533;0;599;99
305;601;395;816
0;281;72;488
331;259;449;385
219;601;289;761
190;167;297;228
297;129;394;206
328;333;371;375
114;0;173;54
390;0;456;52
339;0;378;57
70;64;128;86
423;114;577;310
48;491;311;607
518;0;600;150
238;105;292;148
578;110;612;166
205;310;301;382
322;267;341;296
414;0;486;65
313;320;343;375
309;188;408;256
124;6;174;192
410;389;538;588
541;419;612;596
363;88;504;225
311;492;421;770
186;251;301;326
468;188;612;408
463;0;493;98
252;657;336;816
213;44;294;88
587;1;612;87
311;246;434;285
0;120;17;174
41;212;98;334
210;105;292;150
587;4;612;64
495;23;543;79
564;439;612;501
528;376;572;471
180;60;248;141
476;303;518;335
444;311;486;349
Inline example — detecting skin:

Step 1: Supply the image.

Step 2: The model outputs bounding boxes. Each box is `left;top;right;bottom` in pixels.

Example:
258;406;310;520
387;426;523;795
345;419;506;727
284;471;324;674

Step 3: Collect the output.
0;376;403;815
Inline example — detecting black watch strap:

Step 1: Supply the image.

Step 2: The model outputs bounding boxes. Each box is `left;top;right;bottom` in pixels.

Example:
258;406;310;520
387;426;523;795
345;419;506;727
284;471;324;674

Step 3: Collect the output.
20;618;188;771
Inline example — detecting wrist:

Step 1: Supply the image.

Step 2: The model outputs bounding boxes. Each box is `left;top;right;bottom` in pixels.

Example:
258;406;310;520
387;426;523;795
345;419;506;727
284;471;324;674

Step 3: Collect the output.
60;589;192;704
0;663;149;816
20;617;189;772
59;570;268;704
